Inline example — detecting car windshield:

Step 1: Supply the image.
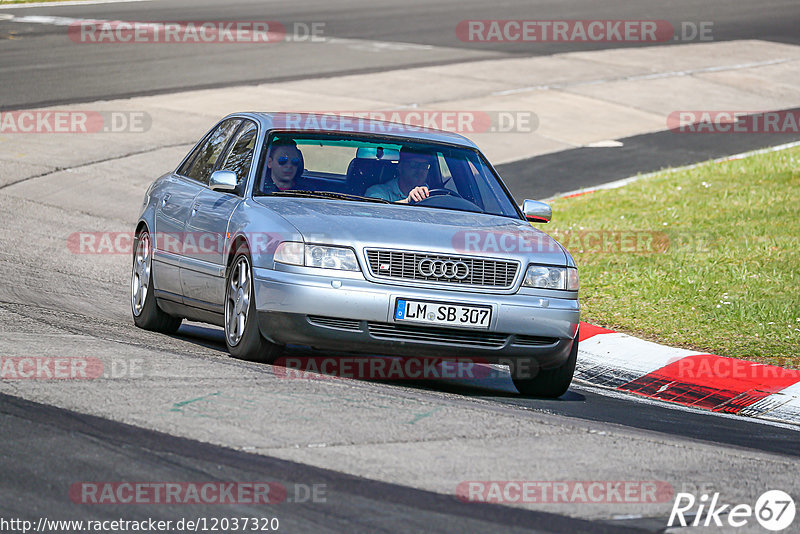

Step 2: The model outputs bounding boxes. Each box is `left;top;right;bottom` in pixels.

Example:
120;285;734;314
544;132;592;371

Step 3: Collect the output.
255;133;521;218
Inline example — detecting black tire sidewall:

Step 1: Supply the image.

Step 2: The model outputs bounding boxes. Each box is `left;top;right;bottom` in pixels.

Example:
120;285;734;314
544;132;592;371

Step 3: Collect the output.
225;247;272;360
512;332;578;398
131;230;181;334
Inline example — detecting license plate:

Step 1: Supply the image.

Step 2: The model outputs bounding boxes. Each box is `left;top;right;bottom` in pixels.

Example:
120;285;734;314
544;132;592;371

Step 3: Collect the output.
395;299;492;329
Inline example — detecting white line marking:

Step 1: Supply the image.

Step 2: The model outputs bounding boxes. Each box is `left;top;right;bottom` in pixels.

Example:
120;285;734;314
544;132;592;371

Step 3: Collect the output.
491;57;800;97
584;139;624;148
6;14;435;53
0;0;149;9
544;140;800;201
10;15;83;24
327;37;433;52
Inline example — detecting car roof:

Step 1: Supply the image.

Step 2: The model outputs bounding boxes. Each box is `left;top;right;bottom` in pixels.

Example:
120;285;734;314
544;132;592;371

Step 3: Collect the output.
228;112;480;149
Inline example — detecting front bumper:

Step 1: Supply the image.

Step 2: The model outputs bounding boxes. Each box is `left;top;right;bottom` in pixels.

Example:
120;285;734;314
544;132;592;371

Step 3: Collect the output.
253;267;579;369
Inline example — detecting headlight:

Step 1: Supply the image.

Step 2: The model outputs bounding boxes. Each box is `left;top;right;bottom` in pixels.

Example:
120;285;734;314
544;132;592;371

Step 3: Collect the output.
523;265;579;291
274;242;360;271
305;245;360;271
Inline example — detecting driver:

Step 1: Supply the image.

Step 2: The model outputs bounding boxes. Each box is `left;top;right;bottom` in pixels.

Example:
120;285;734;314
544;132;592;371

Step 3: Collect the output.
263;139;305;192
365;147;433;203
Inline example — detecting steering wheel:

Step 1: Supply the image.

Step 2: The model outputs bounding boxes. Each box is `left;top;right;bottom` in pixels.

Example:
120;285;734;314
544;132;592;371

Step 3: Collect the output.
410;188;462;204
428;188;462;198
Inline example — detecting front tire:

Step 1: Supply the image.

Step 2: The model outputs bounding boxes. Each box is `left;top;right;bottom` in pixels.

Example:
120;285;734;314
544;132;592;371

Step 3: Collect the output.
131;229;182;334
512;333;578;398
225;245;282;363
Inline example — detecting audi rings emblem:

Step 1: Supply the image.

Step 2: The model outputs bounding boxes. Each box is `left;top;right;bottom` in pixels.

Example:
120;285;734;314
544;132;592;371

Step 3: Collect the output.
418;258;469;280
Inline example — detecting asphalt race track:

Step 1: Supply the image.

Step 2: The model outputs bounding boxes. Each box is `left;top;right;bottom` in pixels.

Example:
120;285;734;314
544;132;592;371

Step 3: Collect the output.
496;120;800;200
0;394;642;534
1;0;799;110
1;1;799;533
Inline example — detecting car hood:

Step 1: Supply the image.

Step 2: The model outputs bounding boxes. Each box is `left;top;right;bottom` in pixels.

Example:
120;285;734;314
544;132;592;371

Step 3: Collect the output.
254;197;567;265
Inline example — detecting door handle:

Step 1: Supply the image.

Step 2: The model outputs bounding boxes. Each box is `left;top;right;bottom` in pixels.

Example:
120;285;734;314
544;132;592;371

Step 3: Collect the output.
191;202;200;215
161;194;171;207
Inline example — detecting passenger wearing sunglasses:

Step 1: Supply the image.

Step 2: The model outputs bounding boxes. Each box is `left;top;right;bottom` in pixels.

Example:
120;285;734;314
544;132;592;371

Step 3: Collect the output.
365;147;433;203
264;139;305;192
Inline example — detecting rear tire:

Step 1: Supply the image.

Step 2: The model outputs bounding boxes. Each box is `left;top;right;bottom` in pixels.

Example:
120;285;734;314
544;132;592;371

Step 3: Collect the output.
131;229;182;334
512;333;578;398
224;244;282;363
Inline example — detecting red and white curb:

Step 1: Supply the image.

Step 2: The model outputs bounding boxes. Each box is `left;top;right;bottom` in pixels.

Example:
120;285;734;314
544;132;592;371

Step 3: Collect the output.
545;142;800;425
576;322;800;426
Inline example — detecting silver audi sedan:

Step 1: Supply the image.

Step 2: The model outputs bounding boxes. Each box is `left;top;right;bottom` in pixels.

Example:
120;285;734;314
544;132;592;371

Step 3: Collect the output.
131;112;580;396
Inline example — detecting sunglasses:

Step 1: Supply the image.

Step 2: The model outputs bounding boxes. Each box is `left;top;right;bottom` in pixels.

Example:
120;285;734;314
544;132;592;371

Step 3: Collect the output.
405;161;431;171
276;155;301;166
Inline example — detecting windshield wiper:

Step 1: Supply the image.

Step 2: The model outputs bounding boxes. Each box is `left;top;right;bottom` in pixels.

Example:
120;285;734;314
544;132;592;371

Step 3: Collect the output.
265;190;392;204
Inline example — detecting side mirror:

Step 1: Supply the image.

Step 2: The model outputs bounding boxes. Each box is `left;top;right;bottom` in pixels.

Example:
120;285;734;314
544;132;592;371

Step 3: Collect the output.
522;199;552;223
209;170;239;193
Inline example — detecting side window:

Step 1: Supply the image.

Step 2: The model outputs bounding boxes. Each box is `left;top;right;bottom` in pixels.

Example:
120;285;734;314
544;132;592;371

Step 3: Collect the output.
177;147;198;176
183;119;241;185
468;160;503;213
438;153;456;192
220;122;257;188
442;154;487;211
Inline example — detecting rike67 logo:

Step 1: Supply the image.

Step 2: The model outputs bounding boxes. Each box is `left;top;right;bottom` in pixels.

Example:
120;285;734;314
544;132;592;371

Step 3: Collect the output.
669;490;795;531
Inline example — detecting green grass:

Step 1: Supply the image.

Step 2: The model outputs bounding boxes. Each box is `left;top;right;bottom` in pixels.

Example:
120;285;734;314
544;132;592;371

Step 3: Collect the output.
545;146;800;366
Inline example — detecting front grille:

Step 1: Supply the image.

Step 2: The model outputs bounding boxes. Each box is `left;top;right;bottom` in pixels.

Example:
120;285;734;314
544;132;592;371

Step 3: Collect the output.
367;322;508;348
309;318;560;349
307;316;362;331
512;335;559;346
366;249;519;288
